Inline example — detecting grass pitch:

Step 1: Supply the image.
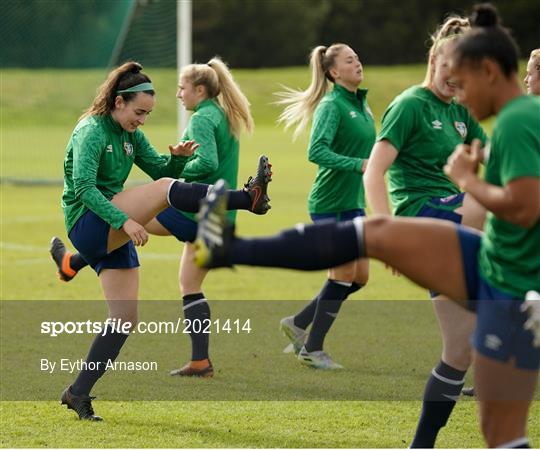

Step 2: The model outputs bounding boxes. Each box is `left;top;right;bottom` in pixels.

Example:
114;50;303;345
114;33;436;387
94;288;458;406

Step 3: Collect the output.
0;65;537;448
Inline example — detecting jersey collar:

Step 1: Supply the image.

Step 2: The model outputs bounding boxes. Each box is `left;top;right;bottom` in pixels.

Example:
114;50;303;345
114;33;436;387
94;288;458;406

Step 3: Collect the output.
105;114;125;134
334;83;368;104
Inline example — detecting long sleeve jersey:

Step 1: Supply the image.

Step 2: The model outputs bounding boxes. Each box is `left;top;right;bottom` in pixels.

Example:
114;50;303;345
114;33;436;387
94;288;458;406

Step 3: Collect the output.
179;98;239;222
62;114;188;233
307;84;376;214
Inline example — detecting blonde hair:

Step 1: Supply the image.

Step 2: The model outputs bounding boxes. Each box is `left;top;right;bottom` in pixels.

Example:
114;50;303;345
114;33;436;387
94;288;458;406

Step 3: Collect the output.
80;61;153;121
275;43;347;140
181;57;253;139
530;49;540;71
423;16;470;87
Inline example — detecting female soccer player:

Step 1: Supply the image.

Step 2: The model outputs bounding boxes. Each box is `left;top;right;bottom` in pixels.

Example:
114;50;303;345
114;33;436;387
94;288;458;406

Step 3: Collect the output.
194;4;539;446
149;57;269;378
363;16;487;447
524;48;540;95
275;44;374;369
56;61;270;421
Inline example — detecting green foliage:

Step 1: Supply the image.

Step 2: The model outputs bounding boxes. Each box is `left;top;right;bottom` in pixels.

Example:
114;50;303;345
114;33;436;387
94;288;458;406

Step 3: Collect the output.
2;0;539;68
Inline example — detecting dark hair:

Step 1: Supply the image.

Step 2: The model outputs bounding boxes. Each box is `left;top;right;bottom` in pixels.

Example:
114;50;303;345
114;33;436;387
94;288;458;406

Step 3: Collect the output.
452;3;519;78
80;61;154;120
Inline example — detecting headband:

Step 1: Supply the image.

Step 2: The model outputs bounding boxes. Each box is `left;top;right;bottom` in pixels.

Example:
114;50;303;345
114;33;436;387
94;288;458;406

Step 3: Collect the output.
116;82;154;94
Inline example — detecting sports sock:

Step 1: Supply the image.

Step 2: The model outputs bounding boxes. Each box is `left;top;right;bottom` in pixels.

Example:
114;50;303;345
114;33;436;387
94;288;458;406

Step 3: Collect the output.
294;281;364;330
232;219;365;270
69;253;88;271
226;189;252;211
167;181;251;212
70;325;129;396
500;437;530;448
347;282;362;296
183;293;210;360
410;360;466;448
293;299;318;329
304;280;351;352
167;181;211;212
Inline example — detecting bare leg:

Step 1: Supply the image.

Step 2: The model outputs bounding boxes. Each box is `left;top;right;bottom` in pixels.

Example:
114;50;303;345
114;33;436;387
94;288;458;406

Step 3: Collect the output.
364;216;469;305
475;352;538;447
180;243;209;295
457;193;486;230
328;258;369;286
433;298;475;369
107;178;174;252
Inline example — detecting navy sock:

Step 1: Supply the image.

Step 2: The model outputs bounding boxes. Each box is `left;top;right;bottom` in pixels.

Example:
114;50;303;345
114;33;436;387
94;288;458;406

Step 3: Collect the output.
294;281;364;330
293;299;318;329
232;219;365;270
70;253;88;271
183;293;210;360
304;280;351;352
167;181;210;212
167;181;251;212
71;325;129;396
347;282;363;296
226;189;252;211
411;360;466;448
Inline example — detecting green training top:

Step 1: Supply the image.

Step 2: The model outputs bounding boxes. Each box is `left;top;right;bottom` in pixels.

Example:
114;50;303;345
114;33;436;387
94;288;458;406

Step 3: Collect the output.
478;95;540;297
180;98;239;222
307;84;376;214
62;114;188;233
377;85;487;216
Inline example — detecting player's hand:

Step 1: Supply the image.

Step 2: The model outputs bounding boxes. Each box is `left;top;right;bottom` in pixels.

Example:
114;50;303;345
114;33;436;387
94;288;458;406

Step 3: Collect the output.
385;263;401;277
444;139;482;189
361;159;369;173
169;140;200;157
521;290;540;348
122;218;149;246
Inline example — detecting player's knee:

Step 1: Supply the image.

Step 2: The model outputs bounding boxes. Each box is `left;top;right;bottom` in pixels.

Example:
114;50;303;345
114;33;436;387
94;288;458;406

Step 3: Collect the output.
443;344;473;369
156;177;175;194
365;215;392;254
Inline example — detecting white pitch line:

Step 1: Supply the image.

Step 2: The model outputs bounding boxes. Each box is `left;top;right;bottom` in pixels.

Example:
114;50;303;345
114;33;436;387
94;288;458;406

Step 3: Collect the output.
0;215;63;225
1;241;181;261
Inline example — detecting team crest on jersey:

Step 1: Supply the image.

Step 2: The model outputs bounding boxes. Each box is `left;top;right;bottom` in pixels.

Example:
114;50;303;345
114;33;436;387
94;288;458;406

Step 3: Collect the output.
123;142;134;156
454;121;467;139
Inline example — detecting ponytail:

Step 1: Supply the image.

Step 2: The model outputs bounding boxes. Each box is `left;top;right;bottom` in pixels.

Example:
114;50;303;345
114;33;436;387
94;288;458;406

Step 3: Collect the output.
276;43;347;140
207;57;254;138
80;61;154;121
181;57;253;139
423;16;470;87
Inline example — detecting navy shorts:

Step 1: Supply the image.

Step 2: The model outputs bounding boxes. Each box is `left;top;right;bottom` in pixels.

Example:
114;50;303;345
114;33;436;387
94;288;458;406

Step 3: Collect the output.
156;207;198;243
310;209;366;223
456;225;540;370
68;210;139;275
417;193;464;297
416;193;464;224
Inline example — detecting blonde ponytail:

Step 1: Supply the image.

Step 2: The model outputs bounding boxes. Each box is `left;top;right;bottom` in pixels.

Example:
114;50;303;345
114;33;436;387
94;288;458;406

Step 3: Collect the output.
207;57;254;138
181;57;253;139
276;44;346;140
423;16;470;87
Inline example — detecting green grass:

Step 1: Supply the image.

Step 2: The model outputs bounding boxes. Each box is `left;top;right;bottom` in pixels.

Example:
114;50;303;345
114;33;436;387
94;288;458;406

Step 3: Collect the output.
1;65;537;448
